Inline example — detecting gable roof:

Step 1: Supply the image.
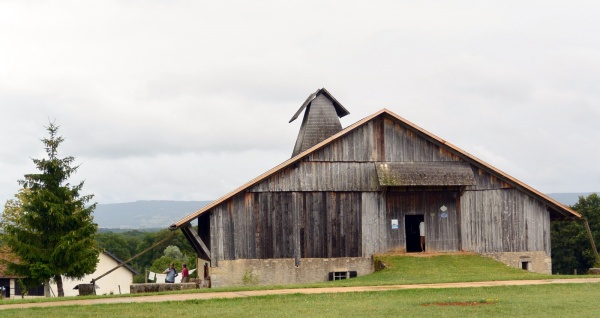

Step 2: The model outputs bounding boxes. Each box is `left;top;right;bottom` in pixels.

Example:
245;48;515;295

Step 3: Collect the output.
0;248;140;278
0;247;20;278
102;250;140;275
170;108;580;229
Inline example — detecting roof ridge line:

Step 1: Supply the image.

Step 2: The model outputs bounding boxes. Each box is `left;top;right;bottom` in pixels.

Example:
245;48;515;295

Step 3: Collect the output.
170;107;579;229
170;109;388;229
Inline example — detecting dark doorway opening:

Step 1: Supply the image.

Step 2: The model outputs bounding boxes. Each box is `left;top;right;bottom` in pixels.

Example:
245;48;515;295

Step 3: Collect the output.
0;278;10;298
405;215;424;252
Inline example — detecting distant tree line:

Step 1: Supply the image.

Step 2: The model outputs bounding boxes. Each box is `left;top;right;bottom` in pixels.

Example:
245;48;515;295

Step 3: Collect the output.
95;228;198;282
551;193;600;274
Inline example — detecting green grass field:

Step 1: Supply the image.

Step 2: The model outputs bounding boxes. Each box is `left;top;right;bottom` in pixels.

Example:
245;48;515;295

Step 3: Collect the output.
2;254;599;317
329;253;556;286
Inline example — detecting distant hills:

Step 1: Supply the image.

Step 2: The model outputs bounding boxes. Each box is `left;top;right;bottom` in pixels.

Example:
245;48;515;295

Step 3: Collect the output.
94;200;211;230
547;193;596;207
94;193;597;229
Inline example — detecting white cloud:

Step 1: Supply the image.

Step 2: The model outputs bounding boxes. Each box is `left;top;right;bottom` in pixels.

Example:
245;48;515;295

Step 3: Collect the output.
1;1;600;204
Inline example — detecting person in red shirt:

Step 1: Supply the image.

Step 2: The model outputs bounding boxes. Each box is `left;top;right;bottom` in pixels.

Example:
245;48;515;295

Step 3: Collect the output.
181;263;190;283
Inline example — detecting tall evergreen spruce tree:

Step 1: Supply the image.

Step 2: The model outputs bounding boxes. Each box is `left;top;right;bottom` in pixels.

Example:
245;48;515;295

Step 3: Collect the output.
1;123;99;297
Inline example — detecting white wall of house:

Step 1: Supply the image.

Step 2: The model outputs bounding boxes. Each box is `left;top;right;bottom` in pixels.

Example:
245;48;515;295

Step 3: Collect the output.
49;252;135;297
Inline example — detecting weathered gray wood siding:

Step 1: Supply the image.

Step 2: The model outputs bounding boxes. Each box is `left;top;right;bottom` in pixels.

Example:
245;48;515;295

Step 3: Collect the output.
248;162;379;192
361;192;387;256
306;116;461;163
206;112;552;265
382;117;461;162
467;167;512;191
460;189;551;254
307;119;380;162
210;192;362;264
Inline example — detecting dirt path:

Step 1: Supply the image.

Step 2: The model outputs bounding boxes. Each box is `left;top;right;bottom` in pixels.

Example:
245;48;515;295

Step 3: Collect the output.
2;278;600;310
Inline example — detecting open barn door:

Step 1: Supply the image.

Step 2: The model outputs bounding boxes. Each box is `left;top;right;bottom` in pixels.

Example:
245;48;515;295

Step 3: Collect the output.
405;215;424;252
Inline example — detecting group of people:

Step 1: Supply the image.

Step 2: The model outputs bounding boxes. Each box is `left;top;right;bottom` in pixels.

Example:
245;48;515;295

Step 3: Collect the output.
163;262;190;283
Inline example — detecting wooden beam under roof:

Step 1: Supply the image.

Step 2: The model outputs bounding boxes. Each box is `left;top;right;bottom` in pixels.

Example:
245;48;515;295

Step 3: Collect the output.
181;224;211;260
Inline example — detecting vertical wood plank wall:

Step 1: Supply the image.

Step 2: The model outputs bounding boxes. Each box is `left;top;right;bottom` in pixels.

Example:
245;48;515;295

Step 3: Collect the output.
210;192;363;263
207;113;553;264
361;192;387;256
461;189;550;254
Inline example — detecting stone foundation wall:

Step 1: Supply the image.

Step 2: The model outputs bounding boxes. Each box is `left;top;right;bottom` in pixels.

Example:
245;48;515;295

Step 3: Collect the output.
130;282;198;294
209;257;374;288
482;251;551;274
587;268;600;275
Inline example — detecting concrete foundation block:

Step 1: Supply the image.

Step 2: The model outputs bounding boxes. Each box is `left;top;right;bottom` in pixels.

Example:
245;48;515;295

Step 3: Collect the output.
482;251;551;274
588;268;600;275
209;257;373;288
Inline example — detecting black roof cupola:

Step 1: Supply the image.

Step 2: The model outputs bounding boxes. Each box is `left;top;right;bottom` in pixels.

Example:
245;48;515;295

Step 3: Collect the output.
289;88;349;157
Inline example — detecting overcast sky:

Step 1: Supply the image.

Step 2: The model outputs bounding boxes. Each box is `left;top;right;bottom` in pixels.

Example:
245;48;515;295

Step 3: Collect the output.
1;1;599;205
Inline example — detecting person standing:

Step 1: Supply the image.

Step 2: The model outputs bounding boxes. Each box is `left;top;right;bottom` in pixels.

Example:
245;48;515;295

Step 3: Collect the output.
163;262;177;283
181;263;190;283
419;221;425;252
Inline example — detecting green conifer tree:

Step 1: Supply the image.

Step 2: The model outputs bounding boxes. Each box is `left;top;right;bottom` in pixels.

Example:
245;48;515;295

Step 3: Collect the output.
1;122;99;297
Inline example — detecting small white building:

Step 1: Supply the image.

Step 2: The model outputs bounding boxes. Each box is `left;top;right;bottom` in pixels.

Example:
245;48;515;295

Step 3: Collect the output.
0;248;45;299
49;251;138;297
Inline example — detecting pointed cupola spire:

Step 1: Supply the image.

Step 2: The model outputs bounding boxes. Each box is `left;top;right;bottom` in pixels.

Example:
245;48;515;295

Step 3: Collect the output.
289;88;350;157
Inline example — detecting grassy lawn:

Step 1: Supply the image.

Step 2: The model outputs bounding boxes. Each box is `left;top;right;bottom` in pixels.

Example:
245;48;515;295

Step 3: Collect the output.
3;283;600;317
324;253;556;286
3;253;559;305
1;253;598;315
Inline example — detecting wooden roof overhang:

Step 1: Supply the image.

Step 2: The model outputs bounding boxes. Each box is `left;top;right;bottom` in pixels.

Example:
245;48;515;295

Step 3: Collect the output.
170;108;580;231
0;248;22;279
376;162;476;187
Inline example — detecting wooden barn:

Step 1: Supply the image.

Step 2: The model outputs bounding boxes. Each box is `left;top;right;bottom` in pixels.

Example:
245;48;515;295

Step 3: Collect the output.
170;88;581;287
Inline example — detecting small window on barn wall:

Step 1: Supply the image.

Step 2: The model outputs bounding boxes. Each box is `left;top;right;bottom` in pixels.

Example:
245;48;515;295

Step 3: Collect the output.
520;257;531;271
328;271;358;281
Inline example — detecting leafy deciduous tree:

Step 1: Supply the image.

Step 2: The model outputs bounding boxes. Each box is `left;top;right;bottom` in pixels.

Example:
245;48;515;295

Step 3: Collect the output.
149;245;197;282
551;193;600;274
132;228;194;271
96;232;132;262
163;245;185;261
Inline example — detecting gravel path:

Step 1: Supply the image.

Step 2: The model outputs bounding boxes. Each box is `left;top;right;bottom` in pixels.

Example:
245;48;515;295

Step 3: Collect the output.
2;278;600;310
